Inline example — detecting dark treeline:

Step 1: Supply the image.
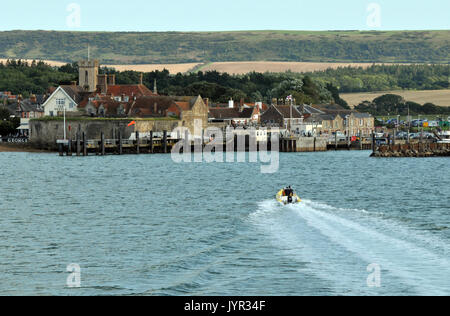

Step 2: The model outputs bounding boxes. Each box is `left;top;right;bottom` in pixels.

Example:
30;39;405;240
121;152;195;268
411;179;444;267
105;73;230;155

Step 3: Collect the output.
0;60;448;109
305;64;449;93
355;94;450;116
104;64;449;104
0;59;76;97
108;68;337;105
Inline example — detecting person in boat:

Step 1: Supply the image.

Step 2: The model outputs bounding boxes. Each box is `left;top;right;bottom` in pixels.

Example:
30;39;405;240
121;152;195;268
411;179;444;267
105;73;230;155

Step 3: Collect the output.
283;186;294;197
285;186;294;203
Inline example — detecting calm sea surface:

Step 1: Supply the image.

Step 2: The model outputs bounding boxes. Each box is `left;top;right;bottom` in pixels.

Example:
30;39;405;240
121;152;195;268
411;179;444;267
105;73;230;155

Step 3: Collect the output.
0;151;449;296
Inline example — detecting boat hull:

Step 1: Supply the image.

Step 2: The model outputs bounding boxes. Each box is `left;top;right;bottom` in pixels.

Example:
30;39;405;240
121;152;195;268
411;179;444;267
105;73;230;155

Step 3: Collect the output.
276;190;301;205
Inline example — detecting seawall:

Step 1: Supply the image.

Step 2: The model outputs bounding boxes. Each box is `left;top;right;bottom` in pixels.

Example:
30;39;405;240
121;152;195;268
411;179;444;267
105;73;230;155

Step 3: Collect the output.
29;119;181;150
296;137;327;152
372;142;450;158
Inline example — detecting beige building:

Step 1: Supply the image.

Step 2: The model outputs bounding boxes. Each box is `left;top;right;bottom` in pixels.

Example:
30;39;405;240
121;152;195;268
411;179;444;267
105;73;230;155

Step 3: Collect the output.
345;112;375;137
175;96;209;138
306;112;374;137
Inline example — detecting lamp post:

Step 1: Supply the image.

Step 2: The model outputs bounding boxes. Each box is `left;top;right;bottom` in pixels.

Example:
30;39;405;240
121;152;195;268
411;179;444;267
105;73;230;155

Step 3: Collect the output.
63;102;66;140
407;104;410;143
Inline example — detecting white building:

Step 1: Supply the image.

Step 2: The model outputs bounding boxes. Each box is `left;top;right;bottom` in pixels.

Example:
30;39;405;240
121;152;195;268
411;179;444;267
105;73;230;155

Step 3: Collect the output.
41;85;84;117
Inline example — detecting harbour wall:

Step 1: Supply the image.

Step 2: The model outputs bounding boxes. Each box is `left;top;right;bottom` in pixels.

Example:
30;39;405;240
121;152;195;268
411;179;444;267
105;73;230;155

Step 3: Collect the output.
29;119;180;150
296;137;327;152
372;142;450;157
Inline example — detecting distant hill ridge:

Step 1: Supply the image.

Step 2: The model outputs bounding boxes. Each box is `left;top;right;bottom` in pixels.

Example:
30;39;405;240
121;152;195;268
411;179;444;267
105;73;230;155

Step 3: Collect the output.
0;30;449;64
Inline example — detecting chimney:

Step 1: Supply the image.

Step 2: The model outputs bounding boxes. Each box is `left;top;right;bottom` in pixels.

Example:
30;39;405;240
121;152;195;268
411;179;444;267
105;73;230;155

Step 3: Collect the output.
71;81;77;86
30;94;37;103
153;79;157;95
204;98;209;108
140;73;143;85
108;74;116;85
240;98;244;108
228;99;234;109
97;74;108;94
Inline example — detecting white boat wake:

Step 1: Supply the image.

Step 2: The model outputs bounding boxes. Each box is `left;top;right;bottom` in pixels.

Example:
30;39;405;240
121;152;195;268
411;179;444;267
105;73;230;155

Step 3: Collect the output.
249;199;450;296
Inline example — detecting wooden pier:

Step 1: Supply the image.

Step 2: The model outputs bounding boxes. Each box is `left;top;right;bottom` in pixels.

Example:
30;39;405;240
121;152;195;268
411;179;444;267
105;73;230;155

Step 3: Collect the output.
58;131;178;156
57;132;377;157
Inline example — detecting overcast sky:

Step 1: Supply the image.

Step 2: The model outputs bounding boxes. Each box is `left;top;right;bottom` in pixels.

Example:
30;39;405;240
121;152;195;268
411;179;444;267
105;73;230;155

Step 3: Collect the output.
0;0;449;31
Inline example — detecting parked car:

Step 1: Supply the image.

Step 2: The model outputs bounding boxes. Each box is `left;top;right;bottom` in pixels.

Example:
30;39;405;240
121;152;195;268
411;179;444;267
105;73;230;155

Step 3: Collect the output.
428;121;439;127
396;132;409;140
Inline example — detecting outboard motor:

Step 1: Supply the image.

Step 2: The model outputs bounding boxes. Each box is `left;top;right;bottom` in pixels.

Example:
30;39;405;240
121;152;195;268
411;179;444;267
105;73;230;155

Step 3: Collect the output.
288;196;293;204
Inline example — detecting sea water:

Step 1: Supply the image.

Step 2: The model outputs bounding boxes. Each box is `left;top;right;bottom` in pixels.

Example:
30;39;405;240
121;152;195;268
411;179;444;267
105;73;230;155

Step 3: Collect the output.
0;151;448;295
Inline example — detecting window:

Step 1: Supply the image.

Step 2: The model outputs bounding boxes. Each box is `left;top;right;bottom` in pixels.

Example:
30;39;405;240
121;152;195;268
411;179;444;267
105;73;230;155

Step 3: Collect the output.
56;98;65;106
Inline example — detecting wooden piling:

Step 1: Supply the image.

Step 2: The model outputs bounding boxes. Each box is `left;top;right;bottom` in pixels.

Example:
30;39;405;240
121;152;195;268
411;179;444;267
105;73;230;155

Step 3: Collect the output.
163;130;167;153
67;140;72;156
313;137;316;152
82;132;87;156
58;143;64;156
149;131;153;153
118;130;123;155
136;131;140;154
202;129;205;149
101;132;105;156
372;133;376;154
76;132;81;156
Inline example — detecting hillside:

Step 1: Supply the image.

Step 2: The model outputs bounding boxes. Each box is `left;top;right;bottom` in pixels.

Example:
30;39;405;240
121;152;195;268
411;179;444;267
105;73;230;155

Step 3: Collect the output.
341;90;450;108
0;30;449;65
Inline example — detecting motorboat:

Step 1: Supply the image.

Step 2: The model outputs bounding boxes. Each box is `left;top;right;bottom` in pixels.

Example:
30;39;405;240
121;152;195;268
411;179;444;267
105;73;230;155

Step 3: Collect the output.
276;187;301;205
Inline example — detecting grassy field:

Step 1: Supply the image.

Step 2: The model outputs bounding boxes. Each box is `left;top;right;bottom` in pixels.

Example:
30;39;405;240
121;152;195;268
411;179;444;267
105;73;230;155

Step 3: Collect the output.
341;90;450;108
1;57;405;75
105;63;201;73
1;30;448;64
199;61;392;74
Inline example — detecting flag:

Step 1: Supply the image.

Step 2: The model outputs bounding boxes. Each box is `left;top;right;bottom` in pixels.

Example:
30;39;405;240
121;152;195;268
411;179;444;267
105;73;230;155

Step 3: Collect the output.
128;121;136;127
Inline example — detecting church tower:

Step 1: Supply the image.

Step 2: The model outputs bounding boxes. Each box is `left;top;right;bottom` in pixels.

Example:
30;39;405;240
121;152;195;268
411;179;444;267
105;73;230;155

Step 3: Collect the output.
79;59;99;92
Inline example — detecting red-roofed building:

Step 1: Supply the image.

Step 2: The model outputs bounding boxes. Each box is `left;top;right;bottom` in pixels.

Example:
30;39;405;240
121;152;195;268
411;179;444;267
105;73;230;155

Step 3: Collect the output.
42;59;158;117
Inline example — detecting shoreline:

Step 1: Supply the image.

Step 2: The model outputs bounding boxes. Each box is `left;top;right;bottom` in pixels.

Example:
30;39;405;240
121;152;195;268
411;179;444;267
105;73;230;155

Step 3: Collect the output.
0;143;54;153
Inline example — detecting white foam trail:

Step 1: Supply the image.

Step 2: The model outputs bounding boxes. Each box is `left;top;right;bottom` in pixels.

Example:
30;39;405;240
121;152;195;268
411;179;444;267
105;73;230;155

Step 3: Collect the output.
250;199;450;296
